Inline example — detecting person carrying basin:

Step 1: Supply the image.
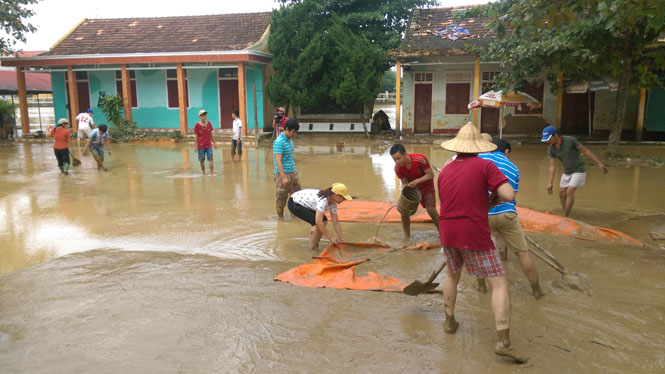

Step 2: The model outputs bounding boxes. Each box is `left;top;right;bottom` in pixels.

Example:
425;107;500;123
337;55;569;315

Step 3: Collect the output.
287;183;352;251
389;144;439;238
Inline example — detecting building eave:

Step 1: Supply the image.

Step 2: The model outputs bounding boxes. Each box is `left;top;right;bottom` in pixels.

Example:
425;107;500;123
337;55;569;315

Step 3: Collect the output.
1;50;272;68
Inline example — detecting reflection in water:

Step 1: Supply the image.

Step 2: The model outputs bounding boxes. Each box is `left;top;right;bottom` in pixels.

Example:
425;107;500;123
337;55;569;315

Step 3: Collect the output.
0;140;664;372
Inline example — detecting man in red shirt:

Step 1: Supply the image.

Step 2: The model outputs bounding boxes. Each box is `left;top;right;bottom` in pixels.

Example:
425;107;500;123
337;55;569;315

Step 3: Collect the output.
390;144;438;238
193;109;216;175
438;123;527;364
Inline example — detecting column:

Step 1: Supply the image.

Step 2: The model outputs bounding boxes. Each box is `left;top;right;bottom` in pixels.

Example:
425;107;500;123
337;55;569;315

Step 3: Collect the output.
121;64;133;122
395;59;401;137
67;66;80;132
16;67;29;135
473;57;480;128
238;62;248;136
177;63;188;136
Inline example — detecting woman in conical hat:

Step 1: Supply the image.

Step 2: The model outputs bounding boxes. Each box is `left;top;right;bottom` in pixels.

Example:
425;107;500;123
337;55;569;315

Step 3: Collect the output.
436;123;528;364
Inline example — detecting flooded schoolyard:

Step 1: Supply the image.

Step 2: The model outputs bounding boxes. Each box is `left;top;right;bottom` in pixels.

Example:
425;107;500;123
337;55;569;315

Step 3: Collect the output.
1;139;664;373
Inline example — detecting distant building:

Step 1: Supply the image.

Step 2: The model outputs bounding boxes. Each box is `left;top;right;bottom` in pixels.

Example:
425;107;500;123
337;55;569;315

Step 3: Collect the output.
1;13;274;135
388;6;664;139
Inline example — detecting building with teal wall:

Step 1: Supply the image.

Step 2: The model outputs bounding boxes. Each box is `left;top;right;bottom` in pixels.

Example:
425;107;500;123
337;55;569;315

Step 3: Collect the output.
4;13;275;135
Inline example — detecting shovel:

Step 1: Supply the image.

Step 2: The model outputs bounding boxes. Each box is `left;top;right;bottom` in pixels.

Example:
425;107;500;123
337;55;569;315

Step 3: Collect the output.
71;154;81;167
403;260;446;296
525;235;593;296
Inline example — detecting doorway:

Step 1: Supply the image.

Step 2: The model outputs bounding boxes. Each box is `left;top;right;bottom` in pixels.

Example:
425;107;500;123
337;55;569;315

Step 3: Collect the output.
414;84;432;133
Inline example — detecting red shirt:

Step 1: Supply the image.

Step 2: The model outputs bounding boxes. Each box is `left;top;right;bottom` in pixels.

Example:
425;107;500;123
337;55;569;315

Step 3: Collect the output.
194;121;213;149
53;127;70;150
437;154;508;251
394;153;435;195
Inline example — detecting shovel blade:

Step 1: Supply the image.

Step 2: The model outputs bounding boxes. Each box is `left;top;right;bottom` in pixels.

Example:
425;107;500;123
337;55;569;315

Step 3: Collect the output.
403;281;440;296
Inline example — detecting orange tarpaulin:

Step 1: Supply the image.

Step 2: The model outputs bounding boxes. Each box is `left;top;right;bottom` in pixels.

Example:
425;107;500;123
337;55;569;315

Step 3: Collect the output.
331;201;643;246
274;242;409;292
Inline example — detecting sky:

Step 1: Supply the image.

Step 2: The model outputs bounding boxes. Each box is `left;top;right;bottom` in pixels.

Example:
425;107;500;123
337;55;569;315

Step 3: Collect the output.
13;0;493;51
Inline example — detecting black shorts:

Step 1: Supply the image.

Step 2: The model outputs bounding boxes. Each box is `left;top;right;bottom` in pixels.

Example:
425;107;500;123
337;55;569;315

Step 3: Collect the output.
288;197;327;226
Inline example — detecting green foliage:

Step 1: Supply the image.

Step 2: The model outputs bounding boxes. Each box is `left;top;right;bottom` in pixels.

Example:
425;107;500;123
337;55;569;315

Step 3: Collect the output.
1;0;40;55
108;120;137;142
98;94;124;126
380;69;396;92
267;0;433;114
0;98;15;117
98;94;137;141
454;0;665;155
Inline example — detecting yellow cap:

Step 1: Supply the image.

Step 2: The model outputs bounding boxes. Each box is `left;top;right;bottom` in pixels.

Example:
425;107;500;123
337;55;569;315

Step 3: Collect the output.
331;183;352;200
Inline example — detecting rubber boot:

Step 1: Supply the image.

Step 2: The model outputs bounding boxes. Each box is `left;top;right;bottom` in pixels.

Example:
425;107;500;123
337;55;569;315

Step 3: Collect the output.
58;165;64;174
63;162;70;175
443;313;459;334
494;328;529;364
530;277;544;300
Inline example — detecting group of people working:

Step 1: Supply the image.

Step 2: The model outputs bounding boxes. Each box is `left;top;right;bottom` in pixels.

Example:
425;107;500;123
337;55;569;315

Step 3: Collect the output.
273;117;607;364
46;109;111;173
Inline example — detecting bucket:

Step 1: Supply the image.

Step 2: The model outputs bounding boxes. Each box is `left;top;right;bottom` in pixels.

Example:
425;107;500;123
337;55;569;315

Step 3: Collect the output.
397;186;421;216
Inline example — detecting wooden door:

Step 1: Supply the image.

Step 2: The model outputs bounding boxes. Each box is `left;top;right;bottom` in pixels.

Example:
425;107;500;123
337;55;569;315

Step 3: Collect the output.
414;84;432;133
562;91;594;134
219;79;239;129
65;81;91;117
480;82;499;133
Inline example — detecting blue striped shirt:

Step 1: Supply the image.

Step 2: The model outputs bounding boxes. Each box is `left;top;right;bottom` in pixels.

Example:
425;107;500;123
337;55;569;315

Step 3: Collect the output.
273;133;295;174
478;151;519;215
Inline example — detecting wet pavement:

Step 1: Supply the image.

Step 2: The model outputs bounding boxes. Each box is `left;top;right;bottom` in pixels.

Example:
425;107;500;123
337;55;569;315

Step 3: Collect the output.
1;139;664;372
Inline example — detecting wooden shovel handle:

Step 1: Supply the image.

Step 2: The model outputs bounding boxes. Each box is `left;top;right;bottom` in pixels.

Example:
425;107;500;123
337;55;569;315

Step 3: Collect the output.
525;235;567;271
426;260;447;283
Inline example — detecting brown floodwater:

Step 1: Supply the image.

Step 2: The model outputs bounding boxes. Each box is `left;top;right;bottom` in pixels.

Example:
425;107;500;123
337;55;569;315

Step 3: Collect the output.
1;139;664;373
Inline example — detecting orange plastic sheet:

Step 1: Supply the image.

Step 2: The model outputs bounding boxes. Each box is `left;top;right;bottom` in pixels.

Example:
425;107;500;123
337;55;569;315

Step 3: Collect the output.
274;242;408;292
331;201;643;246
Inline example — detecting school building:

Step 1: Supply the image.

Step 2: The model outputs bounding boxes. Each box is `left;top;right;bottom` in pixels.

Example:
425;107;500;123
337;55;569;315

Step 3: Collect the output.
1;12;275;136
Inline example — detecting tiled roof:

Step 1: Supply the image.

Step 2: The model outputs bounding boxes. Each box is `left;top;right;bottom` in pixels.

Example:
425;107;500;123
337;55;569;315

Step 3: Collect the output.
395;6;495;53
45;12;272;56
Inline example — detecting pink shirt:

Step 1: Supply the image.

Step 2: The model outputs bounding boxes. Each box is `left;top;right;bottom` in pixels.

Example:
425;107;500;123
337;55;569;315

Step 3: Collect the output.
437;154;508;251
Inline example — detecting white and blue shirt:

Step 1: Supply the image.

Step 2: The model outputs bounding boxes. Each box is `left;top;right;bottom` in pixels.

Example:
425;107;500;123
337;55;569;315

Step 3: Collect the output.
478;151;519;215
89;128;108;148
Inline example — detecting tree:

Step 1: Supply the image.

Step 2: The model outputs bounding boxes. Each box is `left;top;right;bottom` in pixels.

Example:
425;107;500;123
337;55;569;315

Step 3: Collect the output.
267;0;434;117
456;0;665;156
1;0;40;55
380;69;396;93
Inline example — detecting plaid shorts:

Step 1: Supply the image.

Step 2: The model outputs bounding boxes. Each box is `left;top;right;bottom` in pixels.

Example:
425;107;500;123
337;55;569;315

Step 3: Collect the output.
443;247;505;277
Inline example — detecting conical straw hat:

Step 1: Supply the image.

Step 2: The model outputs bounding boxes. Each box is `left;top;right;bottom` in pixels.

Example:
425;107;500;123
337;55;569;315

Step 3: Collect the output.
441;123;497;153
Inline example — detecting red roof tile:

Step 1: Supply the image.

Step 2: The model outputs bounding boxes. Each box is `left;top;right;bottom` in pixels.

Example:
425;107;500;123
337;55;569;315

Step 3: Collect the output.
0;69;52;93
46;12;271;56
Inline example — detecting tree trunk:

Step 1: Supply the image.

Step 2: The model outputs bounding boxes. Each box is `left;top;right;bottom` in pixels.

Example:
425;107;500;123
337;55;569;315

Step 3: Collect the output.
606;37;634;157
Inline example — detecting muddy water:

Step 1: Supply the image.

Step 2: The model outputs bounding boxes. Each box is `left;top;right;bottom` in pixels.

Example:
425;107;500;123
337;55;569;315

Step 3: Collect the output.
1;140;664;373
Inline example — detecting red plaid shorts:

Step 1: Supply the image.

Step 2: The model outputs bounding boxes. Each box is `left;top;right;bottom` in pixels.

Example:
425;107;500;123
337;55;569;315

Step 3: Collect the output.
443;247;505;277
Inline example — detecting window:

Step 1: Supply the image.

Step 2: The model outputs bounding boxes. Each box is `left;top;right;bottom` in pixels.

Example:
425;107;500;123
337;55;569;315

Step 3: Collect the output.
515;83;544;115
115;70;138;108
218;68;238;78
445;71;471;115
414;72;433;82
166;69;189;108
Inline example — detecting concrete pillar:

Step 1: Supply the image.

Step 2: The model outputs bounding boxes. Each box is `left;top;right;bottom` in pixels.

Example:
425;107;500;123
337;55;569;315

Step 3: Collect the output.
395;59;401;137
177;63;188;136
67;66;80;132
238;62;248;136
473;57;480;128
15;67;30;135
121;64;133;122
